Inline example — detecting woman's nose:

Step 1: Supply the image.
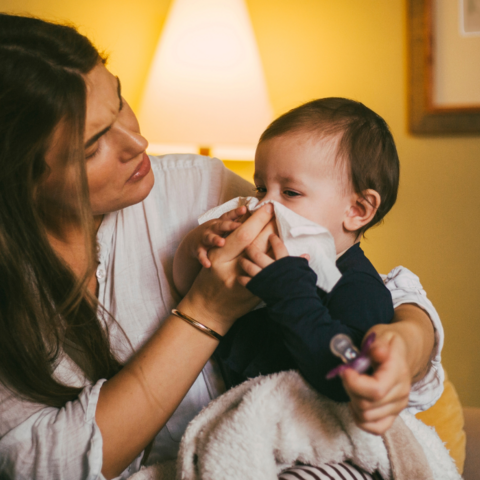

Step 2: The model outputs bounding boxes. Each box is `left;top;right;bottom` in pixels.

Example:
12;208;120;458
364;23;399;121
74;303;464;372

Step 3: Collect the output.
118;126;149;163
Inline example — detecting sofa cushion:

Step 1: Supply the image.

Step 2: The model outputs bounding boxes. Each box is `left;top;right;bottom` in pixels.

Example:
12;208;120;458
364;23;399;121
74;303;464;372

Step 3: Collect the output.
415;372;466;473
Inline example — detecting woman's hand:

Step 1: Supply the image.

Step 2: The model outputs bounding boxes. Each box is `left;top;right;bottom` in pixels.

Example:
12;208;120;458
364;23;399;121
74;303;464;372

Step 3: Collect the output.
340;326;411;434
341;304;434;435
179;204;275;334
99;205;275;478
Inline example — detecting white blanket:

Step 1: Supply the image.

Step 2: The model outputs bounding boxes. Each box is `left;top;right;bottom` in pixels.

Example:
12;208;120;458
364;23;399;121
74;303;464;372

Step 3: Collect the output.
129;371;460;480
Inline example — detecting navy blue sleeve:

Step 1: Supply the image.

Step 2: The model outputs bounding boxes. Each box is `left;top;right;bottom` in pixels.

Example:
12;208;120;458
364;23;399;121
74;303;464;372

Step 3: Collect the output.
246;256;394;402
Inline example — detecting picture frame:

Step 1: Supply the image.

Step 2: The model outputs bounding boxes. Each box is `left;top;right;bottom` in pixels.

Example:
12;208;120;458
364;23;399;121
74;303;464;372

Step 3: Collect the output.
408;0;480;134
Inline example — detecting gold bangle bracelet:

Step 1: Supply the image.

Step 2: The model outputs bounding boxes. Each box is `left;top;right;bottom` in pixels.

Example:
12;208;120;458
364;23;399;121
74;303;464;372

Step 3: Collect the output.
171;309;223;341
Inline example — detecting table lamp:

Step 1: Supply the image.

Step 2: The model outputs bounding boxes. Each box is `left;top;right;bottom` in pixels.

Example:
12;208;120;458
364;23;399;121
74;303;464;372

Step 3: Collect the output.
138;0;273;161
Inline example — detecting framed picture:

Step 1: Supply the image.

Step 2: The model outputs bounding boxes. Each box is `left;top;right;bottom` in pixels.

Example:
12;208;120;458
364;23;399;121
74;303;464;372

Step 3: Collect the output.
408;0;480;134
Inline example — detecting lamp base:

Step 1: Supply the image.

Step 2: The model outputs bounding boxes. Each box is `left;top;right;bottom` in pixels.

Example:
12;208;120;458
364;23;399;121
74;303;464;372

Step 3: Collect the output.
199;146;211;157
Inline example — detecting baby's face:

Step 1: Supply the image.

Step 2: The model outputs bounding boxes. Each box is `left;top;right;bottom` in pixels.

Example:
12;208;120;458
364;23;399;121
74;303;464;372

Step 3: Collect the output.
254;132;353;248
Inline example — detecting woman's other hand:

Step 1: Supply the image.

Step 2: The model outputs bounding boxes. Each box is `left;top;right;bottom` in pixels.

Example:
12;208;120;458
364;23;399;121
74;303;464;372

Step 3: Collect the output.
340;304;434;435
340;326;411;434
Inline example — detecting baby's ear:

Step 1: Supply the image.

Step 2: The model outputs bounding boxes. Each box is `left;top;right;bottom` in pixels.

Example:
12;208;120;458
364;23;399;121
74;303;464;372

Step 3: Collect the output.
343;189;381;233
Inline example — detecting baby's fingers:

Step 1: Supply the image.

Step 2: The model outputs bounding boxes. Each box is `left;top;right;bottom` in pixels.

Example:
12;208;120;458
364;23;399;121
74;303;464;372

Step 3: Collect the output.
245;243;275;270
239;257;262;278
268;234;289;260
203;232;226;248
220;206;247;222
202;221;241;249
197;248;212;268
237;275;252;287
212;220;242;235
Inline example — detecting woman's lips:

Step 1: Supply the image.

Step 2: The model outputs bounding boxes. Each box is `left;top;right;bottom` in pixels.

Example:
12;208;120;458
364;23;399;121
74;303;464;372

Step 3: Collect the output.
128;152;151;182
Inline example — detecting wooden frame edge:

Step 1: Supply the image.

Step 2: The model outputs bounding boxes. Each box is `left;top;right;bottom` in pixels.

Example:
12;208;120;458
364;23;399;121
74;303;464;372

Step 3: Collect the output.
408;0;480;135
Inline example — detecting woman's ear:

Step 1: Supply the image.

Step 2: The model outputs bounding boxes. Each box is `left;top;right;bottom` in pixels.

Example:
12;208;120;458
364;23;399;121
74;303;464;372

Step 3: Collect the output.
343;189;381;233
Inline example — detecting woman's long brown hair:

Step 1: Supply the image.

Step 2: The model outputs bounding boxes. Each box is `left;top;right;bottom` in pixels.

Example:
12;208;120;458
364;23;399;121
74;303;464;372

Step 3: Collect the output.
0;14;122;407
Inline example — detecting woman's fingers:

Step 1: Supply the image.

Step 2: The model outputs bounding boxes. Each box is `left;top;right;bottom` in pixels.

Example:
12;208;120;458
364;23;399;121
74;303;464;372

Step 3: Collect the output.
342;367;391;403
344;372;408;434
217;204;274;259
346;376;408;417
343;365;409;411
249;219;277;255
355;397;408;424
343;335;409;401
354;415;398;436
341;329;412;435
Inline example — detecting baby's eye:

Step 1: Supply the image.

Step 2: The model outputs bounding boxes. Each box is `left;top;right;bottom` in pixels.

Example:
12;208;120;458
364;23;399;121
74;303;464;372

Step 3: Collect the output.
283;190;300;197
254;186;267;194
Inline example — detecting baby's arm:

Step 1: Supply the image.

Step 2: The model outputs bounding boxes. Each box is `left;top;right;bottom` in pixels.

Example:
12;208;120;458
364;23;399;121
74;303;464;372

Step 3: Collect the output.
173;206;247;296
239;235;393;402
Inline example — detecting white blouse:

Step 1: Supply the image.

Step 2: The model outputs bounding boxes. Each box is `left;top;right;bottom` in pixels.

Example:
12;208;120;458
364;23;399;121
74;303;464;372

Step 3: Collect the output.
0;155;444;480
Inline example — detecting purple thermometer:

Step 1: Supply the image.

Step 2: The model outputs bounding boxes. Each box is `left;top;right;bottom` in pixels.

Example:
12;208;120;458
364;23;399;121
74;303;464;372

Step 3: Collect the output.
326;332;376;380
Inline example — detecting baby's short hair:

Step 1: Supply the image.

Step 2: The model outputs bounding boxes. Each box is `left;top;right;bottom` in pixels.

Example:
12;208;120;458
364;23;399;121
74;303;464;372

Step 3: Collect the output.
259;97;399;235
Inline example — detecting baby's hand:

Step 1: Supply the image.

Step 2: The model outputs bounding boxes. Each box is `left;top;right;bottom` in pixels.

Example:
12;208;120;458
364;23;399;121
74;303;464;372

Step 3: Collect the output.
196;206;247;268
238;234;309;286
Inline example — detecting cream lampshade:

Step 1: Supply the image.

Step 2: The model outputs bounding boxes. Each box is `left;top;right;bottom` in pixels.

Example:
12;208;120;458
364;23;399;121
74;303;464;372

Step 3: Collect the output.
137;0;273;160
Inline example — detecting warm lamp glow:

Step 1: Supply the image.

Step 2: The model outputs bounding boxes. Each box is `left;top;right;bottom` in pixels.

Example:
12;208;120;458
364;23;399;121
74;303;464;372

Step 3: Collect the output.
138;0;273;160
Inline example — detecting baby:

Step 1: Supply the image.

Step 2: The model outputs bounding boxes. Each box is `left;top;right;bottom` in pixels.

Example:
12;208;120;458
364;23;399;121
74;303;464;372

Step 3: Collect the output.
173;97;399;401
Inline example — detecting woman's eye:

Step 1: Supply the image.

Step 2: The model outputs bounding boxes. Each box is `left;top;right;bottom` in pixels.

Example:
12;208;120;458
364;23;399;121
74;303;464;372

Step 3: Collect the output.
85;143;101;160
284;190;300;197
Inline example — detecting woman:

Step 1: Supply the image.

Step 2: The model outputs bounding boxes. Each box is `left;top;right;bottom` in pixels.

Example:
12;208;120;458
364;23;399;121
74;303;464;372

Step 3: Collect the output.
0;13;442;480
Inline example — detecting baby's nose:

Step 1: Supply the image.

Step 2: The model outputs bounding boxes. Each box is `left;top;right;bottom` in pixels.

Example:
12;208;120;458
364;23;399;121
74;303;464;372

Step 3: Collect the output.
259;192;276;203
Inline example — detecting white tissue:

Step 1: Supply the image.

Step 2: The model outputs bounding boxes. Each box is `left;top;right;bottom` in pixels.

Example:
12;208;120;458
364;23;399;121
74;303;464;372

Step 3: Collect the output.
198;197;342;292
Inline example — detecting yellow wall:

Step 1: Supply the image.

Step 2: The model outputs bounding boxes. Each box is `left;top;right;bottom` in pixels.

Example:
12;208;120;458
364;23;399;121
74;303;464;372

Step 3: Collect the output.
0;0;172;112
2;0;480;407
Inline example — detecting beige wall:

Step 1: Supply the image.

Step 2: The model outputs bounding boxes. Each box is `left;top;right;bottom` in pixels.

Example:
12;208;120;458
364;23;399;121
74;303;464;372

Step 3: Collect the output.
2;0;479;407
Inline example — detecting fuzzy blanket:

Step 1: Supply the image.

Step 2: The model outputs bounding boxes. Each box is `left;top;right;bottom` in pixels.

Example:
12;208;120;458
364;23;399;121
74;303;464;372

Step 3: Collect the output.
129;371;461;480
